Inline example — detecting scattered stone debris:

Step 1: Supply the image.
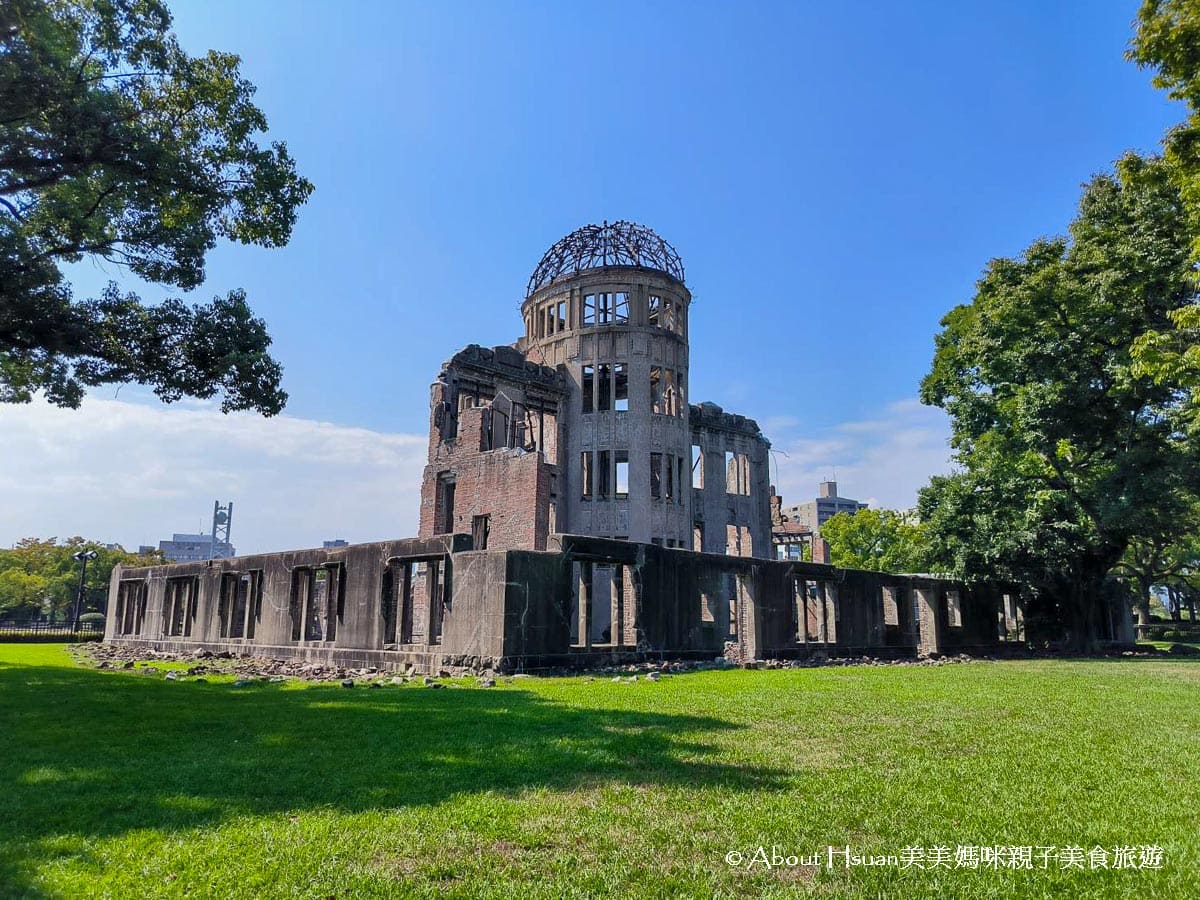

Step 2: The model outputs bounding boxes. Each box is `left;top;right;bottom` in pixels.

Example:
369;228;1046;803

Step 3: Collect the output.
69;639;1186;688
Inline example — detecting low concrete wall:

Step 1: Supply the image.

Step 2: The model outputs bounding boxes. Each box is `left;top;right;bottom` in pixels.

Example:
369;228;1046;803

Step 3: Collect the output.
106;533;1015;673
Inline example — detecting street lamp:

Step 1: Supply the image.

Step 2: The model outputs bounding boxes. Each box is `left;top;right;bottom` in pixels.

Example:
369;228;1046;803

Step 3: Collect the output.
71;549;98;631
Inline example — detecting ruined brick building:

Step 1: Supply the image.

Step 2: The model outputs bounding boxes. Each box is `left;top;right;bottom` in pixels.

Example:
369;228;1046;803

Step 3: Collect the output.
107;222;1019;671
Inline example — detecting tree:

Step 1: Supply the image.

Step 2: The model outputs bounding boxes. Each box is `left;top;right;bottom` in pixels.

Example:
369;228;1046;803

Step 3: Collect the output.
0;536;161;622
0;0;312;413
1131;1;1200;251
817;508;930;574
919;154;1200;649
1128;3;1200;432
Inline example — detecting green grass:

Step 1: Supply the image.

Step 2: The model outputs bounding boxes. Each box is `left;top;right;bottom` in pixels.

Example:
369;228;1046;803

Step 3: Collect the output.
1;645;1197;899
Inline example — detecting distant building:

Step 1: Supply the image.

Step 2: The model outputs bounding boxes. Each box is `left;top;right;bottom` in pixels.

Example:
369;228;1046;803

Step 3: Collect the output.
783;480;867;536
158;533;234;563
770;488;812;561
137;545;157;556
323;539;349;549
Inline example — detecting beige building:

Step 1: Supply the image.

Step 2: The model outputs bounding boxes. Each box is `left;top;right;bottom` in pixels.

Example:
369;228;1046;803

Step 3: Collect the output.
784;480;867;535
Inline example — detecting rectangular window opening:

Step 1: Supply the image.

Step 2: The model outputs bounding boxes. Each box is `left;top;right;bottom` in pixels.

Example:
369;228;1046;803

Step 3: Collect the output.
582;365;594;414
615;452;629;499
650;452;662;499
581;451;593;499
613;292;629;323
597;363;612;411
598;450;611;499
613;363;628;411
472;514;490;551
692;444;703;488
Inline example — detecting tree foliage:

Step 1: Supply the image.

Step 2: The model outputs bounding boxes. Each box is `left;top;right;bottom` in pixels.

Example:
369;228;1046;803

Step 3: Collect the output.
0;0;312;413
0;536;161;621
918;154;1200;646
818;508;930;574
1128;1;1200;432
1131;0;1200;251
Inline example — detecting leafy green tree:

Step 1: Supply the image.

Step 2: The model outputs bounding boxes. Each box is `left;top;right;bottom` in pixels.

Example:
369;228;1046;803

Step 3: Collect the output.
1131;1;1200;250
1;0;312;413
919;154;1200;649
0;568;50;619
0;537;161;621
1114;517;1200;628
818;508;930;574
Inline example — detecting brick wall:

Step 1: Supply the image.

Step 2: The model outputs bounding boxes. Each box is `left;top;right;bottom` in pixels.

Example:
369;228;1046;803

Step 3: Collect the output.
419;405;555;551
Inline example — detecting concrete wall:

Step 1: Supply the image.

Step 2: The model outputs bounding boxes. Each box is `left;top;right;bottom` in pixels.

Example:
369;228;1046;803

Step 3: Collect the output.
523;267;695;547
106;532;1010;673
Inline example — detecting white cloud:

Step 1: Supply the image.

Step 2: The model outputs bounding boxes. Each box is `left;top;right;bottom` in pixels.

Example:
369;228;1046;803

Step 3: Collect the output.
0;398;427;554
766;399;954;511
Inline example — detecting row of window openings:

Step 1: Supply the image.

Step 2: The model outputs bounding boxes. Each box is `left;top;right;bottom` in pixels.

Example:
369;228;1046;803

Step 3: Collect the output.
581;448;751;499
581;365;683;416
529;293;685;339
689;446;752;495
580;451;684;501
121;561;453;647
569;565;745;647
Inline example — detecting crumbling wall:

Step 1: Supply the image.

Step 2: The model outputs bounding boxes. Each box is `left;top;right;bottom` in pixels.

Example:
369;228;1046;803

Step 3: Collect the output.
418;344;566;552
689;402;772;561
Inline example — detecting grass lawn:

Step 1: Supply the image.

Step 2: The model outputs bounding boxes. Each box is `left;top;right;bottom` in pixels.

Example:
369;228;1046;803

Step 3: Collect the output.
1;645;1197;899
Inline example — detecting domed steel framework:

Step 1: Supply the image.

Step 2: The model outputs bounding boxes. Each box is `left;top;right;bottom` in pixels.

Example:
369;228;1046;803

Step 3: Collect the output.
526;221;685;297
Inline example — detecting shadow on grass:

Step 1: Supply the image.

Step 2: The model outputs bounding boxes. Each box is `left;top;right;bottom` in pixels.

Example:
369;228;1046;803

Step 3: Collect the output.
0;659;781;896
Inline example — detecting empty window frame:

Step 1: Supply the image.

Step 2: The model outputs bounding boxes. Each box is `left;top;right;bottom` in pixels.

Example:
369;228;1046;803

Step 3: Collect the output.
308;568;329;640
651;368;682;416
946;590;963;628
162;575;197;637
612;292;629;323
293;564;344;642
692;444;704;488
597;364;612;411
581;451;593;499
555;299;567;332
650;452;662;499
693;521;704;552
586;292;628;325
725;451;750;495
582;365;594;413
615;451;629;498
665;452;675;501
598;450;612;499
472;514;490;550
648;294;662;327
435;474;456;534
381;564;396;644
243;571;264;639
613;363;628;411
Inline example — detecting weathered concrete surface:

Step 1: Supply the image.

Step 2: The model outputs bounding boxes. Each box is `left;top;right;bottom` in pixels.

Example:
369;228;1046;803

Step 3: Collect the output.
107;533;1012;674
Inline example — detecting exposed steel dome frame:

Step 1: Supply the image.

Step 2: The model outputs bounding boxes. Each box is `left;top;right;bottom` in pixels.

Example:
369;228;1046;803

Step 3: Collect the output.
526;220;685;297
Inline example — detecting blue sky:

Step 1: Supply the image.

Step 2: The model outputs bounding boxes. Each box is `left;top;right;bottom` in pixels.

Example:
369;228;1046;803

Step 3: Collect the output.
5;0;1188;552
